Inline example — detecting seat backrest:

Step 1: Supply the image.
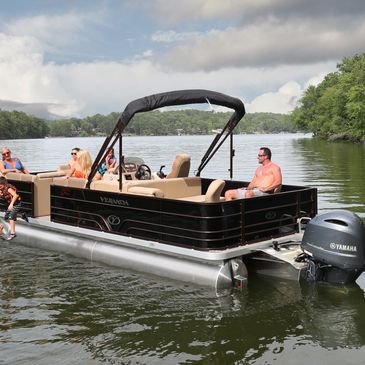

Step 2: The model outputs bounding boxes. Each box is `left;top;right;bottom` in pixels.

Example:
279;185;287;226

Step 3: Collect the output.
3;172;37;182
166;154;191;179
37;170;67;178
205;179;225;202
124;177;201;198
52;177;87;188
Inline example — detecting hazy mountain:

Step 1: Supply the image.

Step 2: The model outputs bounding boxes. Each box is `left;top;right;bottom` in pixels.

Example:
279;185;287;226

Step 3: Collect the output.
0;99;65;120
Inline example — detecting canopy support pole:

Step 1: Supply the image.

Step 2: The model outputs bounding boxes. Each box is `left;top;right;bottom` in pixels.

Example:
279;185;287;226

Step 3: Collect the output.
229;133;234;179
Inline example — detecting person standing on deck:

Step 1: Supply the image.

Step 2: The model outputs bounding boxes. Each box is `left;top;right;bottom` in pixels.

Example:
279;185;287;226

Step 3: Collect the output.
0;176;22;240
225;147;282;200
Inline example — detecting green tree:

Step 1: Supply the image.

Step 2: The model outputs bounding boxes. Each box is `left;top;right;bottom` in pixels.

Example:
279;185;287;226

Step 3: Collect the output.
292;53;365;142
0;110;49;139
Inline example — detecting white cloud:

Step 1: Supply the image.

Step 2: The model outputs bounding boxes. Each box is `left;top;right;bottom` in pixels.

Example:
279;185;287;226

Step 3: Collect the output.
246;81;303;114
304;72;327;89
0;33;82;116
0;30;338;118
151;0;249;24
152;0;365;24
3;11;101;54
151;30;201;43
145;0;365;72
246;70;331;114
51;61;340;117
156;18;365;71
142;50;153;57
2;1;358;119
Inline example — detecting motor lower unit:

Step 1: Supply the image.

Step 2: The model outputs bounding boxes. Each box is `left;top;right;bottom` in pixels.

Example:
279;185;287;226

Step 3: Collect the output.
301;210;365;284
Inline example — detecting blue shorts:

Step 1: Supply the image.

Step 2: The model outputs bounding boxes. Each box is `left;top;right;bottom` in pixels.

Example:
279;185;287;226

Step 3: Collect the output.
237;188;269;199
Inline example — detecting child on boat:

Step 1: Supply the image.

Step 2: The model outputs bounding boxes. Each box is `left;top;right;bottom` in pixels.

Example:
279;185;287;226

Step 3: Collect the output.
0;176;21;240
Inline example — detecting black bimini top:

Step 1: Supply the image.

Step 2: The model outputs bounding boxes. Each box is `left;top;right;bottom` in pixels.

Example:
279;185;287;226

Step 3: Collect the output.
88;89;245;185
118;89;245;132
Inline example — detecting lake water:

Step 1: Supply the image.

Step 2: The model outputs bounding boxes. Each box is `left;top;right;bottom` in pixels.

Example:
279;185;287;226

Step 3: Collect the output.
1;134;365;364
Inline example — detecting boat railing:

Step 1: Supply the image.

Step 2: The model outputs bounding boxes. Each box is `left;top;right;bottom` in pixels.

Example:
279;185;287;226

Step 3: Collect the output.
5;173;317;250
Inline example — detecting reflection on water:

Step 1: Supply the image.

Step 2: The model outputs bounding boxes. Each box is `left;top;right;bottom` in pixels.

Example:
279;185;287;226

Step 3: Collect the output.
1;243;365;365
294;138;365;217
1;242;365;364
1;134;365;364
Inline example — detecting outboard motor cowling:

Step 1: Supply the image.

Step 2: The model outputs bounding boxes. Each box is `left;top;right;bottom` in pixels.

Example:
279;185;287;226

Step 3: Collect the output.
301;210;365;284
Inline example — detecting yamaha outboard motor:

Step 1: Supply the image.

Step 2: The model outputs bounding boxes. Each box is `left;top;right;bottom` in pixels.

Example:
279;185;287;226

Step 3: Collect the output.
301;210;365;284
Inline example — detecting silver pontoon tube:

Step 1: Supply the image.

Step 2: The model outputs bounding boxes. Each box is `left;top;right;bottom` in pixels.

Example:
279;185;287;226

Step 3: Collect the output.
1;218;243;289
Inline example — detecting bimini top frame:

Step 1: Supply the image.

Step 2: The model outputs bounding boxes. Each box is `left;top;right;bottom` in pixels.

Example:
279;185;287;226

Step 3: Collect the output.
87;89;245;188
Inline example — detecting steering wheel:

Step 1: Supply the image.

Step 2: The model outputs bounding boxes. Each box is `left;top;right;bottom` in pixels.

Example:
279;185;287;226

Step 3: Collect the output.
135;164;152;180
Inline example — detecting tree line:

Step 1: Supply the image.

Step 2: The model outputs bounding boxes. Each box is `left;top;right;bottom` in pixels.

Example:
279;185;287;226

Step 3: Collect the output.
41;110;297;137
0;110;49;139
0;109;296;140
292;53;365;143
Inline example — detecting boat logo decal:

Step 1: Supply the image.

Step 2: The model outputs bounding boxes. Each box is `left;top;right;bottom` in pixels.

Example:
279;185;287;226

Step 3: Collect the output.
108;215;121;226
329;242;357;252
265;211;276;220
100;196;129;206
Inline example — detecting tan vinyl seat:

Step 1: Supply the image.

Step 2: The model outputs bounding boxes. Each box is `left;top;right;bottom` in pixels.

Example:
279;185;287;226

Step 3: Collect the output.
127;186;165;198
52;177;87;188
90;179;121;192
166;154;191;179
37;170;67;178
205;179;226;202
123;177;201;198
3;172;36;182
177;179;226;203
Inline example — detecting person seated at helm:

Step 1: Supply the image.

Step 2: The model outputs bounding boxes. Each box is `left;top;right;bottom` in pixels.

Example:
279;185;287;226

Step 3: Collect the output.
0;147;29;174
225;147;282;200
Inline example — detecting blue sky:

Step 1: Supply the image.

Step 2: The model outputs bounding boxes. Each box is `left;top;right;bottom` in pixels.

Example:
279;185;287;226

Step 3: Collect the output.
0;0;364;119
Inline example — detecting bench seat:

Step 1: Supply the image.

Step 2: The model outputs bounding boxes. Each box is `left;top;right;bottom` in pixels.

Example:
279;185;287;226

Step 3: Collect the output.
90;177;202;198
122;177;202;198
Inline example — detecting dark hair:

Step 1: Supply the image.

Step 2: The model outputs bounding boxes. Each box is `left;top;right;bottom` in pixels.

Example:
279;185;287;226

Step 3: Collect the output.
260;147;272;160
72;147;81;152
0;176;7;184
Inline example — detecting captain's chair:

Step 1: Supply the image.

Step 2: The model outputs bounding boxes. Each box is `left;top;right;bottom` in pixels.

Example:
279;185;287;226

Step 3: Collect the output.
166;154;191;179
